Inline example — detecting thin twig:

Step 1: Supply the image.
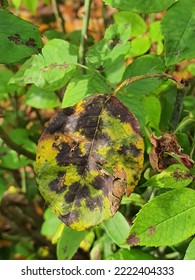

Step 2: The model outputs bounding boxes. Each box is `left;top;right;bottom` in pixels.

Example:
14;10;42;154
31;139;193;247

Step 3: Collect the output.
79;0;92;66
113;73;186;95
0;126;36;160
170;79;190;130
51;0;65;33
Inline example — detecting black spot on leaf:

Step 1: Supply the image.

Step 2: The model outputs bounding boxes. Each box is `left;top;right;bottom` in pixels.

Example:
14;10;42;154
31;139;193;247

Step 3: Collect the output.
86;195;103;211
49;171;66;193
8;34;21;45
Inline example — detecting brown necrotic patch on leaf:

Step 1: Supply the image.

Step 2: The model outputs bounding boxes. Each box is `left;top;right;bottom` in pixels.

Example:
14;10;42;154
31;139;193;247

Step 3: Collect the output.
36;94;144;230
147;226;156;237
126;233;140;245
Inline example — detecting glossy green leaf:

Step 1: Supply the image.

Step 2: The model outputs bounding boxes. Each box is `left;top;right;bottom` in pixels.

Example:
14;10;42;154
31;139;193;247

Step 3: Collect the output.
103;212;130;246
7;128;36;154
142;164;193;188
41;208;62;239
128;37;151;57
142;95;161;130
149;21;164;42
107;248;156;260
0;149;32;169
24;85;59;109
103;0;175;13
161;0;195;66
62;73;110;108
122;54;166;95
0;10;42;64
184;238;195;260
23;39;77;91
127;188;195;246
57;226;87;260
114;12;146;36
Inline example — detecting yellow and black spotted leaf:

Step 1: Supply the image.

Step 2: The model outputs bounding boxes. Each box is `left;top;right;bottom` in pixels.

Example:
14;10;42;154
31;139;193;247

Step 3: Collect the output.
35;94;144;231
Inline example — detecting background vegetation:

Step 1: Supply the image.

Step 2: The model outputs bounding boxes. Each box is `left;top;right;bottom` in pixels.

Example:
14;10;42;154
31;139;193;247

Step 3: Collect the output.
0;0;195;260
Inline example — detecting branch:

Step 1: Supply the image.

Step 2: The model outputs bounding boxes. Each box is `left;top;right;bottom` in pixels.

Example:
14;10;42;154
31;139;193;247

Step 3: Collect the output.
51;0;65;33
0;126;36;161
113;73;187;95
170;79;190;130
78;0;92;65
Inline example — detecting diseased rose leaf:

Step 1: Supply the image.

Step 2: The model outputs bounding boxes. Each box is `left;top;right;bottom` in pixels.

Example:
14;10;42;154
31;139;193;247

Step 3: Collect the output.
127;188;195;246
36;94;144;231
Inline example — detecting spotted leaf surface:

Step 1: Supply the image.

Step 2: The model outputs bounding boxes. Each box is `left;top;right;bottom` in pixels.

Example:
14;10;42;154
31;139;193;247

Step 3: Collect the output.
36;94;144;231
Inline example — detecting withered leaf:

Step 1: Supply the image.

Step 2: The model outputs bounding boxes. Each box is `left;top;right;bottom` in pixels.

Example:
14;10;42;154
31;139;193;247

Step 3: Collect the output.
36;94;144;231
149;132;194;172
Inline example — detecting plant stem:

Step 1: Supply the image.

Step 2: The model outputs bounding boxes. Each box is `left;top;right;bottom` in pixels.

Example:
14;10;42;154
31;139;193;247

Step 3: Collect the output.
170;79;190;130
114;73;186;95
51;0;65;33
79;0;92;66
0;126;36;160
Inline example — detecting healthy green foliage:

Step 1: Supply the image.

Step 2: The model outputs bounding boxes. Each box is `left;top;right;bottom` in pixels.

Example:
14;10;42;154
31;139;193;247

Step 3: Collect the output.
57;226;87;260
103;0;175;13
161;0;195;66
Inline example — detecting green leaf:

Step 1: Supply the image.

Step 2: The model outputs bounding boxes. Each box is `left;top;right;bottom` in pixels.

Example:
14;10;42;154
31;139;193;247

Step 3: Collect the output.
0;149;32;169
114;12;146;36
149;21;164;42
57;227;87;260
142;164;193;188
103;212;130;246
142;95;161;130
7;128;36;154
62;73;111;108
41;208;62;239
161;0;195;66
11;0;22;9
24;85;59;109
184;238;195;260
23;0;38;13
0;69;15;100
187;64;195;75
0;10;42;64
103;0;175;13
86;23;131;84
23;39;77;91
128;37;151;57
107;248;156;260
127;188;195;246
122;54;166;95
